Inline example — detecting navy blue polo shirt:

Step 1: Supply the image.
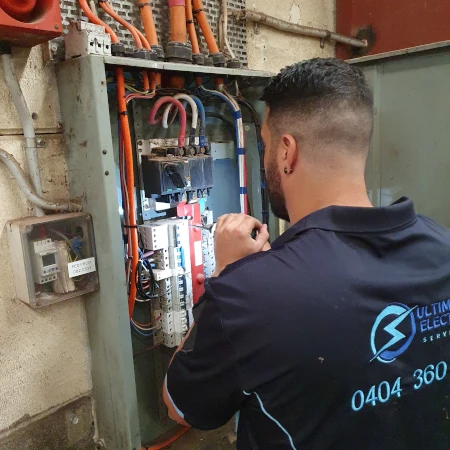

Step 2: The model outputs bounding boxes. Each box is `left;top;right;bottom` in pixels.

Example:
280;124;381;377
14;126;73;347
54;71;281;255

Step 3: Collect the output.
166;198;450;449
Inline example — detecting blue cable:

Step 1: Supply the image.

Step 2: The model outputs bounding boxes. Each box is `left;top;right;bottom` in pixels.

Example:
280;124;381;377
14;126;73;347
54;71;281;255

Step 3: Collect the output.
130;320;158;337
190;95;206;148
198;87;241;146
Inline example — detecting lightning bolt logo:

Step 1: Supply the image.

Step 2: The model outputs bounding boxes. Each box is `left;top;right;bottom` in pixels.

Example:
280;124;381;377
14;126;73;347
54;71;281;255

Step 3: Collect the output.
370;304;417;364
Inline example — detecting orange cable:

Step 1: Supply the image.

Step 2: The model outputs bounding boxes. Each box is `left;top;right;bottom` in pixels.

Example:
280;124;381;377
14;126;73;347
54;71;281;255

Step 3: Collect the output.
77;1;139;316
168;0;188;43
138;0;159;46
192;0;219;54
100;2;151;92
186;0;200;54
117;69;139;317
78;0;119;42
142;426;190;450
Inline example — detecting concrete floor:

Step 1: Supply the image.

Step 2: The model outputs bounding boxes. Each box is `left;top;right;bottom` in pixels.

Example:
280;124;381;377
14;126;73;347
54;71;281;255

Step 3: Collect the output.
165;422;236;450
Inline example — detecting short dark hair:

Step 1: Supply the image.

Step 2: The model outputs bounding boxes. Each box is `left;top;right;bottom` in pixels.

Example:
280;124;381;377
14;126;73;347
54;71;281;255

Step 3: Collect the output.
261;58;374;159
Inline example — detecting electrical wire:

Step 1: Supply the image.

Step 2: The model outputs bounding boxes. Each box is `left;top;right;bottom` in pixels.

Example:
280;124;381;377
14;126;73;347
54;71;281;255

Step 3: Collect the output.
198;85;247;214
162;94;199;148
149;97;187;149
236;97;269;226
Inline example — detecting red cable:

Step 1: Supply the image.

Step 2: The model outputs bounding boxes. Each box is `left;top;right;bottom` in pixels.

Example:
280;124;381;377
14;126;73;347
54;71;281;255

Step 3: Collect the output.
149;97;187;148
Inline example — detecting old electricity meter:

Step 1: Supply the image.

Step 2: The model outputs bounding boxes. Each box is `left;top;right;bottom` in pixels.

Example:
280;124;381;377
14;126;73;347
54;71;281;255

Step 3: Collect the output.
7;213;99;307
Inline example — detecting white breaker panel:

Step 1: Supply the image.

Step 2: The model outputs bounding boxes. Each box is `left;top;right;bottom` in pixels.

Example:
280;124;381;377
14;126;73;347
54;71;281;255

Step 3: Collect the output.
139;219;194;348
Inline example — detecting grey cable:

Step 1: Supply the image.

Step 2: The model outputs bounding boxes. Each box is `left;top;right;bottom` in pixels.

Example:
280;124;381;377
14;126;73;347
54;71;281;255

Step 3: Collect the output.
0;147;82;212
2;53;44;216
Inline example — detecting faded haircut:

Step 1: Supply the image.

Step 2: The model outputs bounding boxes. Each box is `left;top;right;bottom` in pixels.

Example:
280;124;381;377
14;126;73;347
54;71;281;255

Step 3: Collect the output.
261;58;374;161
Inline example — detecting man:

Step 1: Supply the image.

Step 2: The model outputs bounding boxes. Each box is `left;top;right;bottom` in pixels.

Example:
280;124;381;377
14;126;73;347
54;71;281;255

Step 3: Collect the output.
163;58;450;449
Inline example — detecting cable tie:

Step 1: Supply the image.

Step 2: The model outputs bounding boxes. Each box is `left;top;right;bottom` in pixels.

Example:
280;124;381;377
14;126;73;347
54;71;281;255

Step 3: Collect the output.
119;111;128;116
123;225;138;229
186;20;194;24
138;2;152;7
193;8;204;15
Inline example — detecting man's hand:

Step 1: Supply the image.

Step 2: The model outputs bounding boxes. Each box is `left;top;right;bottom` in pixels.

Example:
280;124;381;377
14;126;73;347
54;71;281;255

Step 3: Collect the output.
213;214;270;276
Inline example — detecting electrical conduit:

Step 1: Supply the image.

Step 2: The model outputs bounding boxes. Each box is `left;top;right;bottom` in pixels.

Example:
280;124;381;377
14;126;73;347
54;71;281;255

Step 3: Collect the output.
1;53;44;216
78;0;139;316
0;148;81;212
192;0;219;53
198;85;247;213
138;0;163;87
162;94;198;146
98;1;151;92
185;0;201;57
149;97;187;149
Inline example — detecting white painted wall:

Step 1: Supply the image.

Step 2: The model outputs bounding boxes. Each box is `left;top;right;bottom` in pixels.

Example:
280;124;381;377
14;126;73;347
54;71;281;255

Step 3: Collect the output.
0;46;92;433
245;0;336;72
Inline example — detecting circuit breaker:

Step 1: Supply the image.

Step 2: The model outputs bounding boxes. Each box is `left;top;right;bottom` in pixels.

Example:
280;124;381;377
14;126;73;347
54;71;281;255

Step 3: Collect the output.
7;213;99;307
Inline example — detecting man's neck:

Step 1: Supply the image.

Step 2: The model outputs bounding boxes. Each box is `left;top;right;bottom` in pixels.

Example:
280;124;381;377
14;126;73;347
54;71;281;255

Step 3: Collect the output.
286;175;372;225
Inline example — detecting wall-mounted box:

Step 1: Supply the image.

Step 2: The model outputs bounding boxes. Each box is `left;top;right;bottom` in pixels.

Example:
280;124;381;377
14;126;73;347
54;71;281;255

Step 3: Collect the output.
7;213;99;307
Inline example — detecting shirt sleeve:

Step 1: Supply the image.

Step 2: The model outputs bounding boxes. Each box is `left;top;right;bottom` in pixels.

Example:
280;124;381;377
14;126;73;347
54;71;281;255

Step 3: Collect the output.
165;282;245;430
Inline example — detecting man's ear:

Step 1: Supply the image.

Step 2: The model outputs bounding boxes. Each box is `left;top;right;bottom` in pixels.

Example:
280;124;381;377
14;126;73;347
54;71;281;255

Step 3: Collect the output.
281;134;298;172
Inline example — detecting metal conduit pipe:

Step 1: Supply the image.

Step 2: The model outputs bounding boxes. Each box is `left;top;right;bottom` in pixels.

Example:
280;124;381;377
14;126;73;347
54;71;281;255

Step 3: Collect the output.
0;148;82;212
230;9;368;48
1;52;44;216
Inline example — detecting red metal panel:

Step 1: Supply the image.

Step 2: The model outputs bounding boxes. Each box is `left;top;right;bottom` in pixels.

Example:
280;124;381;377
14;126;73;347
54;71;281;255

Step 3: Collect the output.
0;0;62;47
176;202;205;304
336;0;450;59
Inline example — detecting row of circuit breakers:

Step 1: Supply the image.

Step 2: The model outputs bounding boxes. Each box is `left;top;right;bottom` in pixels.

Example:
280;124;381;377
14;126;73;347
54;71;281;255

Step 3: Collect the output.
138;145;216;348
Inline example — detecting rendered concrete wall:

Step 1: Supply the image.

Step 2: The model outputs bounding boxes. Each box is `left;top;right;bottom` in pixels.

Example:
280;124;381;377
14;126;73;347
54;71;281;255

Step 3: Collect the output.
0;46;93;438
245;0;336;72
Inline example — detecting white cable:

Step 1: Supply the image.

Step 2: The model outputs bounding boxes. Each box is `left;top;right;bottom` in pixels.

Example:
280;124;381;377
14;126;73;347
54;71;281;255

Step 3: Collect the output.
222;0;236;59
0;147;82;212
2;53;44;216
162;94;199;130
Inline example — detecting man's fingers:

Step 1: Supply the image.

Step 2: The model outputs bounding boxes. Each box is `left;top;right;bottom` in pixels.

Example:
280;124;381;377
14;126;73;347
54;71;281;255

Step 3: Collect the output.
216;214;238;232
255;224;270;249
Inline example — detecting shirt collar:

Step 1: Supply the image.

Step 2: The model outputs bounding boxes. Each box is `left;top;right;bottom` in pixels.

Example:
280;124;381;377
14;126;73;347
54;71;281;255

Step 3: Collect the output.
272;197;417;249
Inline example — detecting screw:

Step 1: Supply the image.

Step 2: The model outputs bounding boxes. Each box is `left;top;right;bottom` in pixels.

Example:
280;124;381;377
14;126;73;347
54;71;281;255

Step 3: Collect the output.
54;24;59;30
102;149;107;154
86;215;91;220
36;138;46;147
101;81;105;86
244;125;251;131
68;414;79;425
105;171;110;176
137;140;143;146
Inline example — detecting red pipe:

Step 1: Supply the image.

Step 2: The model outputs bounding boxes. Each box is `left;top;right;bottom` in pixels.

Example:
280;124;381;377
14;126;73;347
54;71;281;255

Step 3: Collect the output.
149;97;187;148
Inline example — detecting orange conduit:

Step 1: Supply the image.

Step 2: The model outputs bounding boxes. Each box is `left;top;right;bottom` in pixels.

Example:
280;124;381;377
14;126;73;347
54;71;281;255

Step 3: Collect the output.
99;1;151;92
169;0;188;43
138;0;159;46
192;0;219;54
78;0;139;316
117;70;139;317
78;0;119;41
142;426;190;450
138;0;162;88
186;0;200;55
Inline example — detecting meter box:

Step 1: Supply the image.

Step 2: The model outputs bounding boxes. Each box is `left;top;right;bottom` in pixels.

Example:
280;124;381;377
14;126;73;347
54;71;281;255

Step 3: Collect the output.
7;213;99;308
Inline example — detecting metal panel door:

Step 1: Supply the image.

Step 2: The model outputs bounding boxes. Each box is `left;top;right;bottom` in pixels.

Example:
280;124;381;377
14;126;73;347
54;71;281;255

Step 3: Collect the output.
356;48;450;226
